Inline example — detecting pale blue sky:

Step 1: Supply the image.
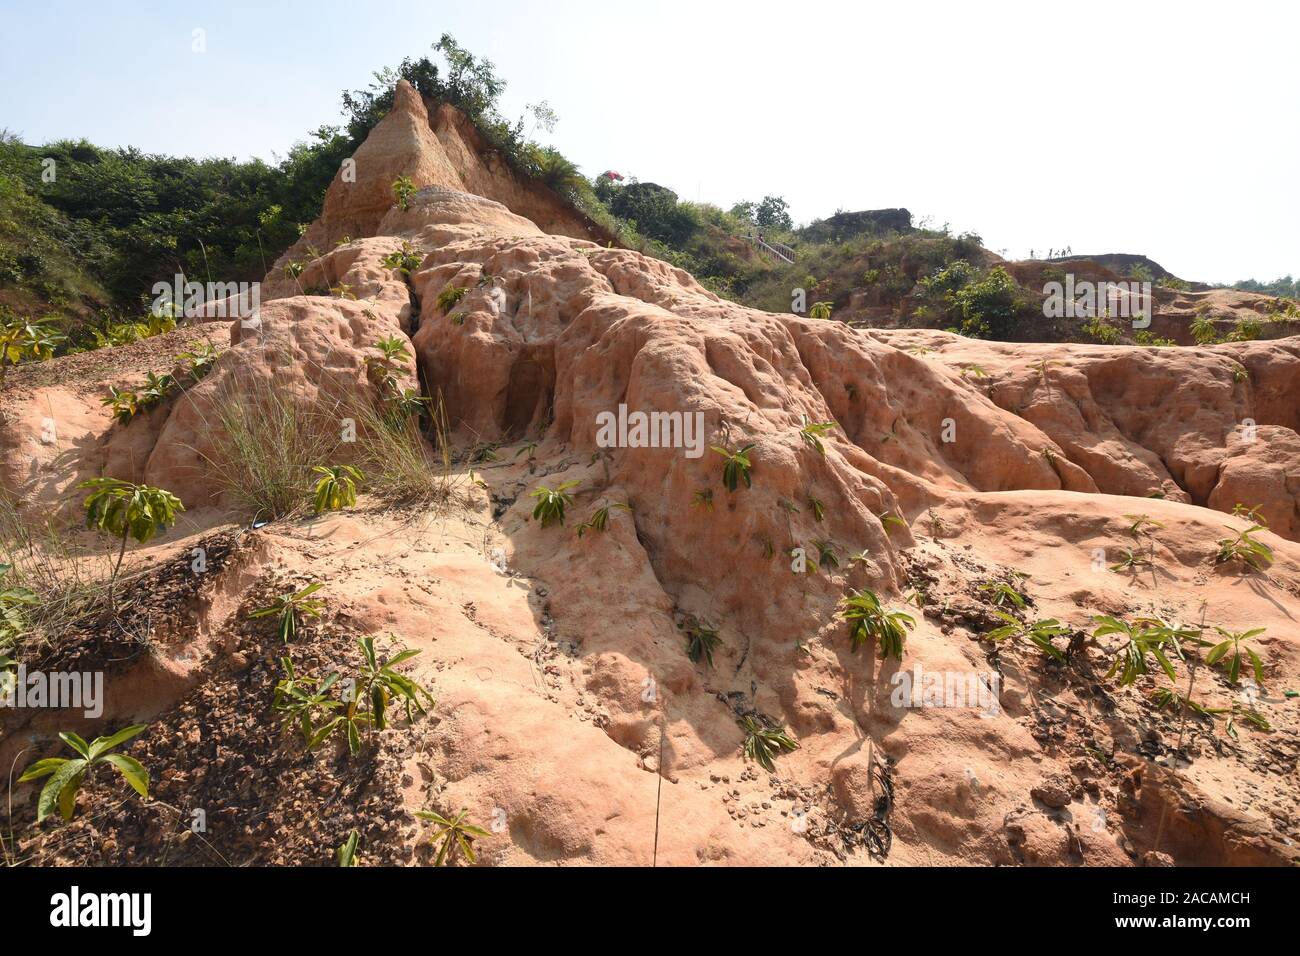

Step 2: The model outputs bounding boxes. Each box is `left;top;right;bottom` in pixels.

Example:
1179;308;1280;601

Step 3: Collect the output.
2;0;1296;283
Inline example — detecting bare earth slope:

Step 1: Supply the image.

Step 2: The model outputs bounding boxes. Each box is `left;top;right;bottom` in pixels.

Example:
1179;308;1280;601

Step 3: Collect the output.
3;81;1297;866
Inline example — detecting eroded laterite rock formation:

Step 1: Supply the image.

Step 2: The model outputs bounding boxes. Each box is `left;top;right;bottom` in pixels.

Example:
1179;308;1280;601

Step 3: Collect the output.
3;80;1297;866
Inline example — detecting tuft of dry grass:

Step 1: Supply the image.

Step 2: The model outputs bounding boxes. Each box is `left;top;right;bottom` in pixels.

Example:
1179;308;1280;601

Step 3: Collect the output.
194;358;453;521
197;370;344;522
344;390;453;507
0;495;110;659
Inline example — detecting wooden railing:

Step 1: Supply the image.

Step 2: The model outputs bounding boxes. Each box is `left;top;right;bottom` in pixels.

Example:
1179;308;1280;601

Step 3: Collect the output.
744;234;796;263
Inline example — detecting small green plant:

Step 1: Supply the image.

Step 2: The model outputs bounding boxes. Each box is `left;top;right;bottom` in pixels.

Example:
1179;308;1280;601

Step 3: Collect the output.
711;442;755;492
1134;331;1176;346
1206;627;1266;686
807;496;825;522
392;176;416;211
1225;705;1270;738
1082;316;1121;344
1215;525;1273;571
0;563;37;649
979;578;1027;609
840;588;915;659
1231;503;1267;526
1226;317;1262;342
1123;513;1164;537
18;725;149;823
437;285;468;315
80;478;184;607
1093;616;1176;686
380;242;422;276
738;716;799;772
692;488;714;511
577;501;630;537
273;656;342;745
684;619;722;667
416;809;490;866
101;386;141;424
988;612;1067;661
330;283;357;300
1152;687;1221;718
337;830;360;867
312;465;363;514
1108;548;1151;573
250;581;326;643
1191;312;1219;345
178;342;220;381
877;511;907;532
386;388;429;424
813;539;839;570
529;480;578;528
960;363;989;379
355;635;434;731
798;415;837;456
138;371;177;411
365;337;412;392
809;301;833;320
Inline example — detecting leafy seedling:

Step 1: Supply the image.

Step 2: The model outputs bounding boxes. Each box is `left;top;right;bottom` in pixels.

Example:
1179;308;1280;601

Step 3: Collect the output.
840;588;915;660
312;465;363;514
798;415;837;456
251;581;326;643
18;725;149;823
529;480;579;528
738;716;799;772
416;809;490;866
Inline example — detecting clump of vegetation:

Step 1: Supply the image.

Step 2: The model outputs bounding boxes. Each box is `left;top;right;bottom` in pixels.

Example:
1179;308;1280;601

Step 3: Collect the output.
1225;317;1262;342
19;725;149;823
840;588;915;659
1191;311;1220;345
979;577;1027;609
711;442;755;491
364;336;412;392
988;612;1068;661
392;176;416;211
1092;616;1176;686
1206;627;1266;686
1124;513;1164;537
381;242;422;276
312;465;363;514
577;501;630;537
1216;524;1273;571
529;480;578;528
1109;548;1151;573
950;266;1027;339
416;809;490;866
1083;315;1121;344
273;635;433;755
80;477;184;609
683;619;722;667
250;581;326;643
738;715;799;772
200;371;343;520
437;285;468;315
1231;503;1267;526
798;415;836;456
